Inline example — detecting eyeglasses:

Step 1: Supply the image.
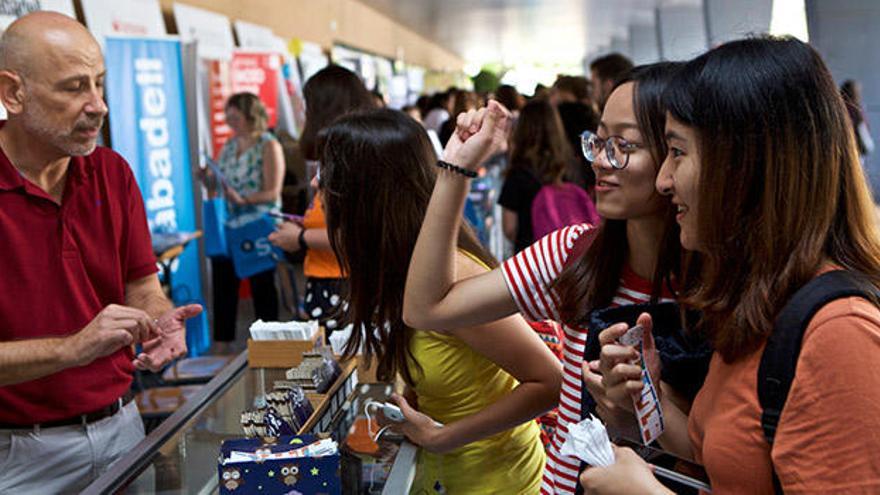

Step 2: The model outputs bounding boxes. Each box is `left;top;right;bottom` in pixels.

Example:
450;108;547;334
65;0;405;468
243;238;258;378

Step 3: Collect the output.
580;130;642;170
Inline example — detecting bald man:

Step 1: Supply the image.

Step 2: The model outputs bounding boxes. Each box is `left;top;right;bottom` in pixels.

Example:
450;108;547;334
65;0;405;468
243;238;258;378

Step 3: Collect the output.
0;12;201;493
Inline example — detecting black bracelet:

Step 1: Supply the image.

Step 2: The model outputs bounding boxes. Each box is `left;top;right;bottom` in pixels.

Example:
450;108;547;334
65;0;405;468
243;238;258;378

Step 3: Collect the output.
298;228;308;251
436;160;477;178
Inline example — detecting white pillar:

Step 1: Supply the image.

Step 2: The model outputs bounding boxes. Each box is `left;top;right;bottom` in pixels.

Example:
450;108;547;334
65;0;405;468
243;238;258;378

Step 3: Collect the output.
610;36;631;58
656;5;708;60
807;0;880;192
629;23;661;64
705;0;773;46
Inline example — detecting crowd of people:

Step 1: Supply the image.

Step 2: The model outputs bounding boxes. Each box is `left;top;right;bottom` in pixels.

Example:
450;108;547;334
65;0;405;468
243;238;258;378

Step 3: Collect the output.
401;38;880;494
2;9;880;495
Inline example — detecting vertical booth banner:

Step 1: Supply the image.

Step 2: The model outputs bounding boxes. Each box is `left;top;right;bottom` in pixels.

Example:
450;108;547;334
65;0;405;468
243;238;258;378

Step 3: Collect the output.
79;0;166;45
105;36;210;357
208;51;281;157
208;59;234;158
232;51;280;127
278;57;303;138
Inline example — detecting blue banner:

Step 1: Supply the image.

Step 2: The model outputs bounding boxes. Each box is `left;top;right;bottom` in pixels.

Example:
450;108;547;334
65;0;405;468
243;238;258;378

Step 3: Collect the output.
105;37;209;357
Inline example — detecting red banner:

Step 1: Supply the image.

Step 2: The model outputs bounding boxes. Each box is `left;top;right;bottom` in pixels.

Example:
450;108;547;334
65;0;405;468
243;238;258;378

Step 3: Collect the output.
208;51;281;157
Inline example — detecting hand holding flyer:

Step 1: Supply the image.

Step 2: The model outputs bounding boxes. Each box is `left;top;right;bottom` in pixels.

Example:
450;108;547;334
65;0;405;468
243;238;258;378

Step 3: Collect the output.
620;324;665;445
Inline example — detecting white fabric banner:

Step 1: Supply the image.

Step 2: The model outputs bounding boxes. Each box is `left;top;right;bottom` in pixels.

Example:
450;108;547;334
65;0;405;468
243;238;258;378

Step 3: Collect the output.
80;0;166;46
172;2;235;61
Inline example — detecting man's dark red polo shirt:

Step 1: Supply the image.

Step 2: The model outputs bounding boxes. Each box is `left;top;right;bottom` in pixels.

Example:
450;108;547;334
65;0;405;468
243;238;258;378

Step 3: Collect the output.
0;129;157;424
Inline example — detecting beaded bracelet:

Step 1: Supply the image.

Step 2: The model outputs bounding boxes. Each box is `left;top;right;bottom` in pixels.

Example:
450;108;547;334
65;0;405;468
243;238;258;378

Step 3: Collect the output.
436;160;478;178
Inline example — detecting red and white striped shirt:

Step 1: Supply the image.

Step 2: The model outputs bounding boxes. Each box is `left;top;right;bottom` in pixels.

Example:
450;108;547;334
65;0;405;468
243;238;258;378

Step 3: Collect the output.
502;224;672;495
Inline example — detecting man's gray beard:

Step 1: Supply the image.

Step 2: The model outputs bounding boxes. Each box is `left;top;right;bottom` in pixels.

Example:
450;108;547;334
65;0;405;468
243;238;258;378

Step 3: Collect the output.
21;106;98;157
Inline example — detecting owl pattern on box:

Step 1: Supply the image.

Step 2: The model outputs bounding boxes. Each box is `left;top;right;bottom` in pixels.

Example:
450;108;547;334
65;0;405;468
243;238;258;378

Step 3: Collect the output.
221;466;244;491
280;464;300;486
219;435;340;494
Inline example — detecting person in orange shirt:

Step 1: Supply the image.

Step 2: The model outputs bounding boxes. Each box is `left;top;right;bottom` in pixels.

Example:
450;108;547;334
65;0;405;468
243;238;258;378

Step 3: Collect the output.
289;192;346;330
582;37;880;494
269;66;373;336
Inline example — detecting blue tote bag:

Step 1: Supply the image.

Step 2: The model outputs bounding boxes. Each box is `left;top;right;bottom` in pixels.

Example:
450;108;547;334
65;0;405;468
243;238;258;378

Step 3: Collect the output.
225;212;284;279
203;197;229;257
202;156;230;257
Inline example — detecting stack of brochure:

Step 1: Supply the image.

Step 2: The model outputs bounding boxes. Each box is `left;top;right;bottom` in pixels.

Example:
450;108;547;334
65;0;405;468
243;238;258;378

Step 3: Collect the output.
249;319;320;341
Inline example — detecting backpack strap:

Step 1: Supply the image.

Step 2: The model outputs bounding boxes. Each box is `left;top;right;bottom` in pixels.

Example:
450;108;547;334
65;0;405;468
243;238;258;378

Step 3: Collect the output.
758;270;876;493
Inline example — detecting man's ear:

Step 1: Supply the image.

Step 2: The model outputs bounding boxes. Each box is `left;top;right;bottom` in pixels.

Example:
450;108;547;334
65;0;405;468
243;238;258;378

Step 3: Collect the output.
0;70;25;115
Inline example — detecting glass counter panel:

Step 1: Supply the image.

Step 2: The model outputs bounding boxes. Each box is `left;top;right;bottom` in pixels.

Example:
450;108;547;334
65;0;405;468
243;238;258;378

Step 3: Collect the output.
83;352;415;495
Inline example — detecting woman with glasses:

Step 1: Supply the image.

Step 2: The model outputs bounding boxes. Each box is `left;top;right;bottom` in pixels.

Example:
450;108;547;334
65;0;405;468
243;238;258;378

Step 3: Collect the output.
403;62;685;495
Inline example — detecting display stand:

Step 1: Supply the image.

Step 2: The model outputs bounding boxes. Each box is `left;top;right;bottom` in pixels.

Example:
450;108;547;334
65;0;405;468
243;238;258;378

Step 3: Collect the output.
298;359;358;434
84;347;414;494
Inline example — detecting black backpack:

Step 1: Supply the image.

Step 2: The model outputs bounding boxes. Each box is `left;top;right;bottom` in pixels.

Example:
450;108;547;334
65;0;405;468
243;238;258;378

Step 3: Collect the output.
759;270;877;493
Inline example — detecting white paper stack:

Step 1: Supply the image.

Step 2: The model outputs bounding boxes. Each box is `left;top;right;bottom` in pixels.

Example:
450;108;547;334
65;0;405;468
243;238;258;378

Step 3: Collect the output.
224;438;339;465
328;324;354;355
249;319;320;341
559;415;616;467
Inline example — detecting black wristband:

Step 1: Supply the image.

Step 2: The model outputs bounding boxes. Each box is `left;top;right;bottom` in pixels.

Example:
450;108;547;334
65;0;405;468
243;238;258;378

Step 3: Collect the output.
436;160;477;178
298;228;308;251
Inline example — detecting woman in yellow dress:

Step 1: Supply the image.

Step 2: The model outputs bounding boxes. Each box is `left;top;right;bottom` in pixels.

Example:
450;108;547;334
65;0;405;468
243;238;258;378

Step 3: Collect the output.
319;108;561;494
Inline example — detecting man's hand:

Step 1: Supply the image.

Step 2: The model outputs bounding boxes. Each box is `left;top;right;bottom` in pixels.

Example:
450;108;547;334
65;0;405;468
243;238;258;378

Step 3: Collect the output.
441;100;510;171
68;304;160;367
133;304;203;372
268;221;304;253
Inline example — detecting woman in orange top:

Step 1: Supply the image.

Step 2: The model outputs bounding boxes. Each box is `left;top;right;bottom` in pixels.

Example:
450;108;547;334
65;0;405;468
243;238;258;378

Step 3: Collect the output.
269;66;373;334
582;37;880;494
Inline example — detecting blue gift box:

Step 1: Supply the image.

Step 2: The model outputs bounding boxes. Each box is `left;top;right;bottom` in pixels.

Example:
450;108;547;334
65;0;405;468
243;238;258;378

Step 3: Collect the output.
218;435;341;495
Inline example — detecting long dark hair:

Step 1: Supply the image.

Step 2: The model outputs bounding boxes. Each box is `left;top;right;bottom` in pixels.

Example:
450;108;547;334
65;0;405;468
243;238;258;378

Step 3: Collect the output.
553;62;684;325
664;36;880;361
320;109;497;384
841;79;865;128
507;99;574;184
300;65;373;160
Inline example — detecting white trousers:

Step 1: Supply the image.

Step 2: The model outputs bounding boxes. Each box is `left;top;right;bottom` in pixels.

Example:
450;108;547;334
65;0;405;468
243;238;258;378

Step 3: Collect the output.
0;401;151;494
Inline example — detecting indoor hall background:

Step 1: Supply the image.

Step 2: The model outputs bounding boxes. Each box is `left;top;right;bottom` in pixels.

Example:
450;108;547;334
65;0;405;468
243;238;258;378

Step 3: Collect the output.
360;0;880;195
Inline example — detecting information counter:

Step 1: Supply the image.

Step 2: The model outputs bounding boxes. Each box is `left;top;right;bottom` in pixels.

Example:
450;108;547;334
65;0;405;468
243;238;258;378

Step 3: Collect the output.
82;351;416;494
